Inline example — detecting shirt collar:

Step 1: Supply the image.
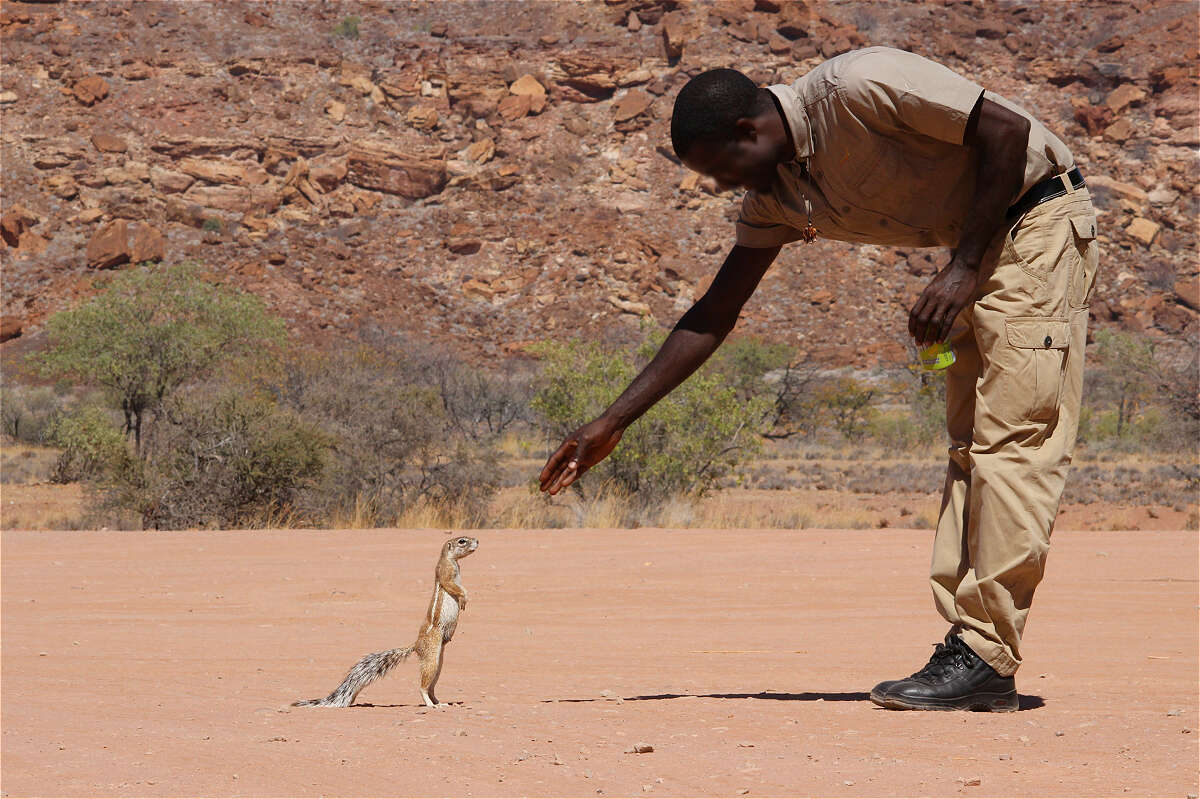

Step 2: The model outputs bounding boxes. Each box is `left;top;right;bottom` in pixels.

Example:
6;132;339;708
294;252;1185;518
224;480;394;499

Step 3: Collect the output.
766;83;813;163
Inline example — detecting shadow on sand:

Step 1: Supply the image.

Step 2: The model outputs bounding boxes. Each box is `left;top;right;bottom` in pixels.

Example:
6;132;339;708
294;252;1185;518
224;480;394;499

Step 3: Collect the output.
546;691;1046;710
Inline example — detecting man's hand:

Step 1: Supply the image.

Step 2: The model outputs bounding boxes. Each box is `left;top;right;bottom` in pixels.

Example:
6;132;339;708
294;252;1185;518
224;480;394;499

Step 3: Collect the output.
539;417;624;495
908;258;981;346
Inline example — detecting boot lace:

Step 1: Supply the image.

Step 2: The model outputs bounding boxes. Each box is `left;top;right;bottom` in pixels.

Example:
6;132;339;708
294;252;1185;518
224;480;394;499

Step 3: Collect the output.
913;636;972;680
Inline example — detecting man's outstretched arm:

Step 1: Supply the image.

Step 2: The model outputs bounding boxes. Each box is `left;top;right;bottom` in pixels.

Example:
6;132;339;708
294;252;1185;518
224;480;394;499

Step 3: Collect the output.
539;243;781;495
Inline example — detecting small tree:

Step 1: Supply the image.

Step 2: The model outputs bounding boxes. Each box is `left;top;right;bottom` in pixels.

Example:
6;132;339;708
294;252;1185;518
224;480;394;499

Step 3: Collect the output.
32;262;285;455
531;332;771;508
820;376;877;440
1092;329;1157;437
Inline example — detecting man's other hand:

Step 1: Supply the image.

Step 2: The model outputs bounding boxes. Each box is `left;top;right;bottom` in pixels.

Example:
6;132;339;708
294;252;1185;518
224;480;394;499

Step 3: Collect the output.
539;417;624;495
908;259;981;346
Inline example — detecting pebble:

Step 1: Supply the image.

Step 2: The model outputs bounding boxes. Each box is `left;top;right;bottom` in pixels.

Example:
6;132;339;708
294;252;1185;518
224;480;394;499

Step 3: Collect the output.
998;753;1012;761
1055;731;1065;737
1167;708;1183;716
627;743;654;754
961;777;981;786
737;741;755;748
737;790;750;795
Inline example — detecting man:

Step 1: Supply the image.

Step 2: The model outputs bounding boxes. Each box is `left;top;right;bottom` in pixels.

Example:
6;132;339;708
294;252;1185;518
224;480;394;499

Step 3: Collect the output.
539;46;1099;712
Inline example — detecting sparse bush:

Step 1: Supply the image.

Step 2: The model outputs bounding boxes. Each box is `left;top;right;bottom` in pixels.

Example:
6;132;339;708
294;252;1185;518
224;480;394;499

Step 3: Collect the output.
1;385;65;444
531;331;771;508
201;218;222;233
122;387;329;529
333;15;360;38
271;345;499;526
820;376;877;440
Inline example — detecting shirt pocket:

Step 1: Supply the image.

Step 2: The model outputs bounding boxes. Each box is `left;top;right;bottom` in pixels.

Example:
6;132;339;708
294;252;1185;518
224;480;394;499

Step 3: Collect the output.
1003;317;1070;422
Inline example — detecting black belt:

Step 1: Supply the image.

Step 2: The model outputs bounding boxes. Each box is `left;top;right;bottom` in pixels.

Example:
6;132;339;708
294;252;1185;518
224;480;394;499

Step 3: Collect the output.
1006;167;1085;221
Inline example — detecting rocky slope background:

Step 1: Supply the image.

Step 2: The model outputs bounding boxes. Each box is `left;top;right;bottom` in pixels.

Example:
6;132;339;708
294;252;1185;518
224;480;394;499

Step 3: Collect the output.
1;0;1197;370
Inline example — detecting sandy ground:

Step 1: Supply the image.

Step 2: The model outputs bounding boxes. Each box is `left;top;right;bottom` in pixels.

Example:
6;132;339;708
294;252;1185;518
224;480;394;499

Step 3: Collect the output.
2;527;1196;797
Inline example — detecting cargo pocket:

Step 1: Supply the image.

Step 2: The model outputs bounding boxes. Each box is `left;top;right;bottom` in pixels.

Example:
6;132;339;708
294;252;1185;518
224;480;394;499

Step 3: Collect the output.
1069;213;1099;309
1005;318;1071;422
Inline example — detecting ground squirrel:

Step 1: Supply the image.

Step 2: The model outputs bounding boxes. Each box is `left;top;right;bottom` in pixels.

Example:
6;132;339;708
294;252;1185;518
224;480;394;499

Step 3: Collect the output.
293;535;478;708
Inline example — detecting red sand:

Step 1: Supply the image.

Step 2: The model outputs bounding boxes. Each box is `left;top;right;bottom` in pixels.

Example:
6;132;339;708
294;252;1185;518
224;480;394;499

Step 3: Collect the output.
2;527;1197;797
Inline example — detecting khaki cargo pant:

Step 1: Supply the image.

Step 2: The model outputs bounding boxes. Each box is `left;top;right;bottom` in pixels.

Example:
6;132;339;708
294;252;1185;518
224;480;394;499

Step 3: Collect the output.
933;178;1100;677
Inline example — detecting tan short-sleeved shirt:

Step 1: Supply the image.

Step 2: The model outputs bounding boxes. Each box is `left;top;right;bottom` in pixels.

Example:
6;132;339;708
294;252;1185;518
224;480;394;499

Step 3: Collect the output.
735;47;1076;249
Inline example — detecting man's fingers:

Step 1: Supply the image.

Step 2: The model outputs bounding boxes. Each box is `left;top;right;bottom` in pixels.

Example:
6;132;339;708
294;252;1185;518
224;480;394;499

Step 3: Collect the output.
539;439;576;490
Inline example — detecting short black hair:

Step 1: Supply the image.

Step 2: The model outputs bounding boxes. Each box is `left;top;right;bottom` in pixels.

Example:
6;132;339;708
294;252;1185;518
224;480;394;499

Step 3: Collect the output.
670;68;771;158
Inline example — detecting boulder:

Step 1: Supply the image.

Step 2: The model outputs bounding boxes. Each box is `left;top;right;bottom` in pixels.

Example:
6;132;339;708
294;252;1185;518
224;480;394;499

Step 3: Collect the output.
498;93;532;121
149;166;195;194
1102;118;1135;143
1;206;38;247
309;155;348;193
612;89;653;122
86;219;131;268
1174;276;1200;312
91;132;128;153
0;317;22;343
1125;217;1160;247
72;75;110;105
130;223;166;263
177;158;270;186
185;185;280;214
406;105;440;130
464;138;495;164
1085;174;1148;205
346;146;447;199
1105;84;1147;113
45;173;78;198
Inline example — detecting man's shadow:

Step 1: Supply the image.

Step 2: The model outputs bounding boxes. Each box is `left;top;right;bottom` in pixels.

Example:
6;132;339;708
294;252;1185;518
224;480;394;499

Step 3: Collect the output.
547;691;1046;710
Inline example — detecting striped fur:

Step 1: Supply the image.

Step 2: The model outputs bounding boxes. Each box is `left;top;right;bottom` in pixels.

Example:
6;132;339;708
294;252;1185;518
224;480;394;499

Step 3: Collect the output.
292;646;414;707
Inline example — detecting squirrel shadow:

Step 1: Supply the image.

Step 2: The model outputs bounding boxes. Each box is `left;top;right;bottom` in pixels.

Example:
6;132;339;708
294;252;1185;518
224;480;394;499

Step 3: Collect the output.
339;701;467;709
548;691;1046;710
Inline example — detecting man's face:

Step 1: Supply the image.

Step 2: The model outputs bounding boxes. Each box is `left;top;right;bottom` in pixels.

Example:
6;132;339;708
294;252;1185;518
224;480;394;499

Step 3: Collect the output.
682;131;779;194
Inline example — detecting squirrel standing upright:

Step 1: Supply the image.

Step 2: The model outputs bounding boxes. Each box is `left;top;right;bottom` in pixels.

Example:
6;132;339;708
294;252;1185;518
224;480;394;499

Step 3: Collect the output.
294;535;478;708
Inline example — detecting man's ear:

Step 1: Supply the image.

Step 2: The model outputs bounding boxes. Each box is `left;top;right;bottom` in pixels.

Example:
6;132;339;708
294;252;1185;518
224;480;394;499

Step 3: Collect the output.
734;117;759;141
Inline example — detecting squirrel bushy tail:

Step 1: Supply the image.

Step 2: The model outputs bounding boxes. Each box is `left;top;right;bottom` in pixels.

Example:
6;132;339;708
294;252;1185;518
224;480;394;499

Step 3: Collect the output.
292;645;415;707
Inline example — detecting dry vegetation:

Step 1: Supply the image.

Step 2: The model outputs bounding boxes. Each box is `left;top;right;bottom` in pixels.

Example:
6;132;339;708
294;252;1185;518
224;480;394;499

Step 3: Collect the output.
4;437;1194;532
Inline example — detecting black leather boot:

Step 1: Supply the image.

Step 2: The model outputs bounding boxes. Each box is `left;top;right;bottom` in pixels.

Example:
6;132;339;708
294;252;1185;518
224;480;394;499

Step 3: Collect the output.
870;632;1018;712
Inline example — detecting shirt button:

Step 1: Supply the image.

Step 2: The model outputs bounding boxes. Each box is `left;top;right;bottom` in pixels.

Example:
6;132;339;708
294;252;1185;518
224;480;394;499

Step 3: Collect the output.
1044;335;1053;347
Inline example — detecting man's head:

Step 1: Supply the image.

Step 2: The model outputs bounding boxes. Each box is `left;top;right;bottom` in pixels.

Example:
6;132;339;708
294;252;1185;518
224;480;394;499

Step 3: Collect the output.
671;68;791;193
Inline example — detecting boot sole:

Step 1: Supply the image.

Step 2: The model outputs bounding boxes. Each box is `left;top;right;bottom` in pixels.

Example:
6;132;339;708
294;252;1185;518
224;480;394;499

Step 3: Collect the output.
869;689;1018;712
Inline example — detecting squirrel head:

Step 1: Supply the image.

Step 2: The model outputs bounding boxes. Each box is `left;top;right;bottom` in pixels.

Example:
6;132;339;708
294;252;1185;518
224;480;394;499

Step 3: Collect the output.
444;536;478;560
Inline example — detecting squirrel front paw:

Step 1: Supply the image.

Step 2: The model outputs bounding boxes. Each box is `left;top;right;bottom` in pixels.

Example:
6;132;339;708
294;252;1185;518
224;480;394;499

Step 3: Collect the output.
459;594;468;611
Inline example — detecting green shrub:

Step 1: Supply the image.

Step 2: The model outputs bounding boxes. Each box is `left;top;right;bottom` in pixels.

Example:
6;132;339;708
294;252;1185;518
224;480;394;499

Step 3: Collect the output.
333;15;360;38
530;331;771;509
201;218;222;233
45;405;130;483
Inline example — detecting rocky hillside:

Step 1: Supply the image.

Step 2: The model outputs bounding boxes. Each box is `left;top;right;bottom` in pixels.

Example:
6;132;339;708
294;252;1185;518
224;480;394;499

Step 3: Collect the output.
2;0;1196;371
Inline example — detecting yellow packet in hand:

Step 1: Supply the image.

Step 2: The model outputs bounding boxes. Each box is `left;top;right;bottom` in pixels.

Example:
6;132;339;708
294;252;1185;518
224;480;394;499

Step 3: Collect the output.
918;341;955;371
